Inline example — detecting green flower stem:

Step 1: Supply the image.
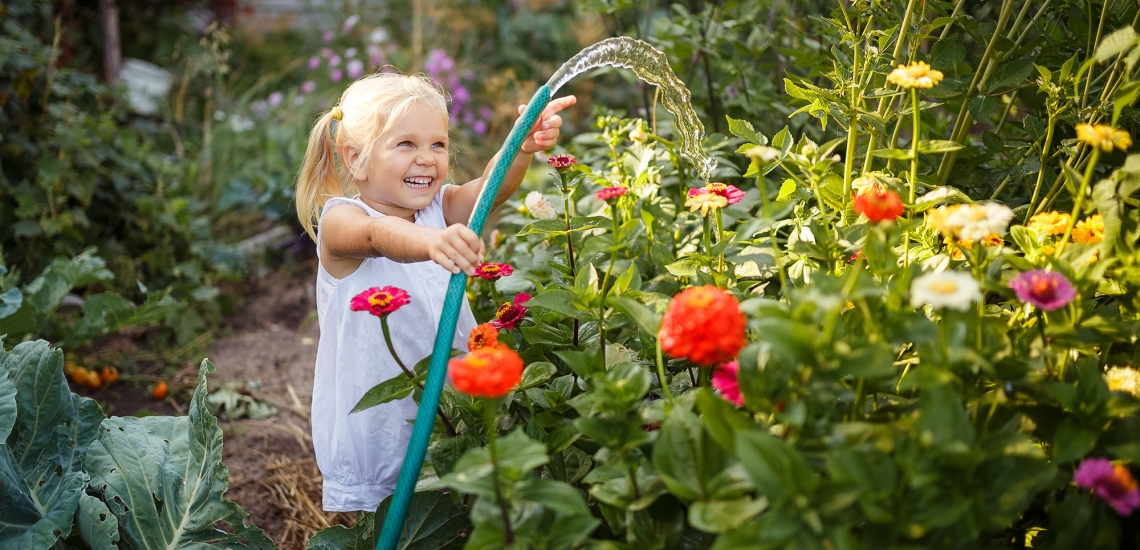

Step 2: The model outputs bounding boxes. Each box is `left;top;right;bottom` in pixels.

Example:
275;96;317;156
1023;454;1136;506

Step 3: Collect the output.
702;214;713;259
655;337;674;402
483;401;514;544
756;176;789;292
861;0;917;168
562;185;580;348
1025;114;1058;221
381;316;456;436
903;88;921;267
714;208;725;273
699;365;711;389
599;204;622;366
1055;148;1101;256
937;314;951;367
851;376;866;422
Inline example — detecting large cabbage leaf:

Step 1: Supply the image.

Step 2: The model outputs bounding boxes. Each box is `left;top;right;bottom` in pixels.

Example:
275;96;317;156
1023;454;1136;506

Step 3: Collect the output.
0;340;105;548
86;358;275;549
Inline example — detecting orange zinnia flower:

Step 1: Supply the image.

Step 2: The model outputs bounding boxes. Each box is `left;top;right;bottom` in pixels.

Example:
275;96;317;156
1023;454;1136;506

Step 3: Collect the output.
449;346;524;398
1072;214;1105;244
658;286;746;366
468;323;500;351
853;189;904;222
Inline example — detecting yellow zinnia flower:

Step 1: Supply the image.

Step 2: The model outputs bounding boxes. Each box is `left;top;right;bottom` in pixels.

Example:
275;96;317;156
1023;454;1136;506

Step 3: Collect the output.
1075;123;1132;152
685;193;728;216
1072;214;1105;244
1027;211;1071;239
887;61;944;89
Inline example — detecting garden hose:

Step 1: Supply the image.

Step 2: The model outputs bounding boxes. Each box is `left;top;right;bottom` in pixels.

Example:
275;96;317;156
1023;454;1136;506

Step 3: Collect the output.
376;85;552;550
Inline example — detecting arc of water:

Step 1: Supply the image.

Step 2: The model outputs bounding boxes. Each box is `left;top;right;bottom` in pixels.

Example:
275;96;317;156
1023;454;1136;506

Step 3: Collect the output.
378;37;713;548
375;87;552;550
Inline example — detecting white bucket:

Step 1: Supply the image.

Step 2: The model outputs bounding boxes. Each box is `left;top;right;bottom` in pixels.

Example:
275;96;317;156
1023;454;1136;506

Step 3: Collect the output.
119;58;173;115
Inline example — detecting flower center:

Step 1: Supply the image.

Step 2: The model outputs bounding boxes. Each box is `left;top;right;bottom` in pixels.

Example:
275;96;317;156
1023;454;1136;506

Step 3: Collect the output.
1030;276;1058;301
368;292;393;308
929;281;958;295
483;265;500;274
496;302;513;318
685;289;717;308
707;183;727;193
1104;465;1139;496
466;354;491;370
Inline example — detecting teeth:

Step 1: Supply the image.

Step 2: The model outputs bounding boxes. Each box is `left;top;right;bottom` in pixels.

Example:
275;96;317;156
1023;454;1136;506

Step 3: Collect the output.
404;177;432;189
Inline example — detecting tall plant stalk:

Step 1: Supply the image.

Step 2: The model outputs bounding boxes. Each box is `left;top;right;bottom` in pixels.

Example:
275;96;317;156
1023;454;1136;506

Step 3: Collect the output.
380;317;456;436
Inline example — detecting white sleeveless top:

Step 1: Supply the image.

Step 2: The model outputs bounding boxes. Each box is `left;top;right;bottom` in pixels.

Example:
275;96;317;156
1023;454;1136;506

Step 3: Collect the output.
312;185;477;512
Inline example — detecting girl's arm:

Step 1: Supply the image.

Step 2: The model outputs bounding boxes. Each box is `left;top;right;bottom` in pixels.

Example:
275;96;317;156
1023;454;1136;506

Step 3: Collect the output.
444;95;577;226
320;204;485;278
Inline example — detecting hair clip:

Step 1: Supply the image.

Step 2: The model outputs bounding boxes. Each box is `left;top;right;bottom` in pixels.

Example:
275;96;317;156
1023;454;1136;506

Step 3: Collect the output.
331;106;343;121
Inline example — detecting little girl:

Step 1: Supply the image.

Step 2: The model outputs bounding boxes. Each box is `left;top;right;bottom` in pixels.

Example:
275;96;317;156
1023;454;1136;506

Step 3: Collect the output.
294;72;574;512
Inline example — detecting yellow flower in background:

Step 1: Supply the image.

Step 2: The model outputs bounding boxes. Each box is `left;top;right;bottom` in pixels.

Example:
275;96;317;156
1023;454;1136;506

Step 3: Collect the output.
887;61;944;89
1027;211;1071;239
926;203;1013;242
1076;123;1132;152
743;144;780;162
1105;366;1140;397
1072;214;1105;244
851;173;887;195
685;192;728;216
926;204;965;238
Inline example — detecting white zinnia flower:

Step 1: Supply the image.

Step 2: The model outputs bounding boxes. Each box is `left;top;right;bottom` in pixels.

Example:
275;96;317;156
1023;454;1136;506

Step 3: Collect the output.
524;191;557;220
743;145;780;162
946;202;1014;242
1105;367;1140;397
910;271;981;311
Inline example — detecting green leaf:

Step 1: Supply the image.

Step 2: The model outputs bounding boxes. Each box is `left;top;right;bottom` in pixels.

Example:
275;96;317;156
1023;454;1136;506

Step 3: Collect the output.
85;359;274;549
725;115;763;144
23;248;114;313
653;406;703;501
0;340;103;549
607;295;661;335
353;374;416;412
307;491;469;550
528;289;589;319
871;148;912;160
735;431;818;503
1095;26;1138;62
688;497;768;533
776;179;797;201
519;362;557;390
0;288;21;319
1053;417;1098;464
695;388;755;452
517;216;607;237
0;374;14;441
917;140;965;154
913;186;973;212
77;493;120;550
517;477;592;516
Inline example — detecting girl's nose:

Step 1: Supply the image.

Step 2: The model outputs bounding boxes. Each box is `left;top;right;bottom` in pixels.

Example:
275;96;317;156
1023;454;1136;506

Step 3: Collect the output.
416;150;434;166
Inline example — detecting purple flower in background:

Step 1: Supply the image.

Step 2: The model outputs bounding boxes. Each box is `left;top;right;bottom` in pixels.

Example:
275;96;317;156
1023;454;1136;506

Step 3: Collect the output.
1009;270;1077;311
250;100;268;119
370;28;388;43
308;56;321;69
320;48;334;58
293;95;305;106
301;80;316;94
367;44;385;67
323;30;335;42
329;55;341;68
453;86;469;104
343;14;360;32
330;69;343;83
268;92;283;106
1075;458;1140;516
424;49;455;77
473;120;487;135
344;47;357;59
347;59;364;79
480;107;493;119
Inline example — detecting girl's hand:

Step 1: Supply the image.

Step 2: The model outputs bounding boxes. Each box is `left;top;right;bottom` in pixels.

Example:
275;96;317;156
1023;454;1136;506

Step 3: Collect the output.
428;224;486;276
518;95;578;154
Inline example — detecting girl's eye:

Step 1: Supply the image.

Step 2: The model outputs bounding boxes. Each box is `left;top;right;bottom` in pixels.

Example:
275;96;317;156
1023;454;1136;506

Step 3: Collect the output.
399;141;413;147
432;142;447;149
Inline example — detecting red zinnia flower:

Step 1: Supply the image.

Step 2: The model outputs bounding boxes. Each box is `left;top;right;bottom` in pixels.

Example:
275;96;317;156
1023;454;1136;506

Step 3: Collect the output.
1075;457;1140;516
546;154;577;170
595;186;629;203
491;292;531;330
449;346;524;398
468;323;500;351
474;262;514;281
658;286;746;366
350;286;411;317
711;361;744;407
687;182;745;205
853;189;905;222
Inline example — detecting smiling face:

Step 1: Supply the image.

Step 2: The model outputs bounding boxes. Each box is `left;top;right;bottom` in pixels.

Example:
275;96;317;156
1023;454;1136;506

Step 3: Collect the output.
348;102;450;220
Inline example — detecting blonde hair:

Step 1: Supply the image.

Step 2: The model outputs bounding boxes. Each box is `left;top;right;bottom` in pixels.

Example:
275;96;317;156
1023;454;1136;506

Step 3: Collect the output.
295;71;449;240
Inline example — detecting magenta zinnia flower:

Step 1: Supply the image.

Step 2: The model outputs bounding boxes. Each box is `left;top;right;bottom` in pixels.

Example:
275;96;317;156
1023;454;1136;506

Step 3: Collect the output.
491;292;531;330
350;286;411;317
688;182;745;205
1075;457;1140;516
711;361;744;407
474;262;513;281
1009;270;1077;311
546;154;577;171
595;186;629;203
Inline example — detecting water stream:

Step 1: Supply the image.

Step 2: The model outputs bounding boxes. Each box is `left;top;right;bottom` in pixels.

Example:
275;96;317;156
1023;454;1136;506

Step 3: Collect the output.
547;36;716;183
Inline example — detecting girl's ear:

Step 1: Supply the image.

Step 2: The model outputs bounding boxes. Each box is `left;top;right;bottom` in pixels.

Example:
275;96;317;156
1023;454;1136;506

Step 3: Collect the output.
340;145;364;181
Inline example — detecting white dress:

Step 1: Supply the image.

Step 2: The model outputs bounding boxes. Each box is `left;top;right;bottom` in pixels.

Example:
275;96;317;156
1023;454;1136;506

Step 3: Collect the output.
312;185;477;512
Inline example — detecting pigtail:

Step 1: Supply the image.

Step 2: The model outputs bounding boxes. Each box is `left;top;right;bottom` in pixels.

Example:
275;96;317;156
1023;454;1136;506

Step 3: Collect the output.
295;110;343;242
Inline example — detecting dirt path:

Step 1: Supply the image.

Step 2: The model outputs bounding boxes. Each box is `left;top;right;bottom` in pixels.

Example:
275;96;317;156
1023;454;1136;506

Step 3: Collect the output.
208;260;355;548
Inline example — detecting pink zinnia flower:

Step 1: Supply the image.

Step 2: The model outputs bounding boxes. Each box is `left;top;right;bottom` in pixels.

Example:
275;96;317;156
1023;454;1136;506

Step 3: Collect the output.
595;186;629;203
300;80;316;94
330;69;343;83
322;31;335;42
1075;458;1140;516
688;182;745;205
350;286;411;317
1009;270;1077;311
711;361;743;407
491;293;531;330
347;59;364;79
474;262;513;281
308;56;321;69
547;154;577;171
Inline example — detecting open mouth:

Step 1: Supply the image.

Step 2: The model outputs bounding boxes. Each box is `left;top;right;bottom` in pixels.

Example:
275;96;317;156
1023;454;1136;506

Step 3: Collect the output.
404;176;433;190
